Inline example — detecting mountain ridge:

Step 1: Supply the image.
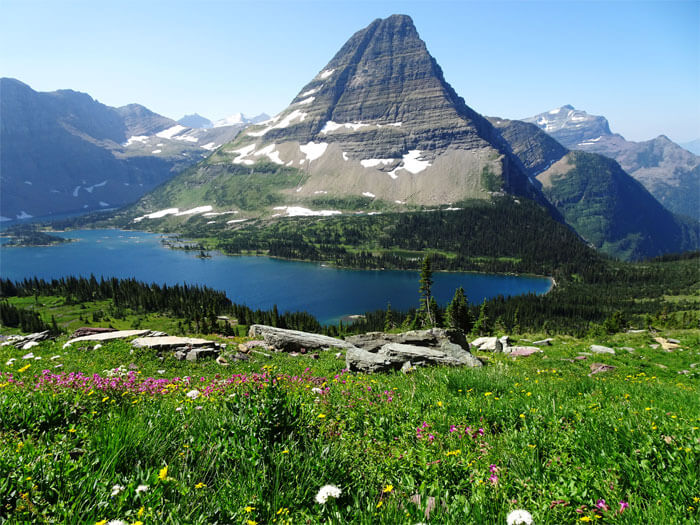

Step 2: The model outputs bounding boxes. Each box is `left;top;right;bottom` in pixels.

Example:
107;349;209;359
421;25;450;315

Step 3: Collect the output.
524;105;700;220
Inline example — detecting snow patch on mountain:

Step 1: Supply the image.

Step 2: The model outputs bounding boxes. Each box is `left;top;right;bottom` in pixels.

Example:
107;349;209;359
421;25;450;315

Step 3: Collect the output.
299;141;328;162
360;158;395;168
156;125;187;139
123;135;150;147
319;69;335;79
273;206;341;217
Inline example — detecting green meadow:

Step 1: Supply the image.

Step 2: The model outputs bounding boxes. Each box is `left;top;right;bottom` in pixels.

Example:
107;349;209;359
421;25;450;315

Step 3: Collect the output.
1;329;698;524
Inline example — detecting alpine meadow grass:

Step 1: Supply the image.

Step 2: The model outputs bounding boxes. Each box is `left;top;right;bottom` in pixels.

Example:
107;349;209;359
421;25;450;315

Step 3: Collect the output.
0;330;698;523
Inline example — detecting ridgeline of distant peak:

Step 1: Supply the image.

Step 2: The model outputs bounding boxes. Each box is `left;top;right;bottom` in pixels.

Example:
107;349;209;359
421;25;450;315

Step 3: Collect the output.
178;113;213;129
213;113;269;128
524;105;700;220
0;78;248;220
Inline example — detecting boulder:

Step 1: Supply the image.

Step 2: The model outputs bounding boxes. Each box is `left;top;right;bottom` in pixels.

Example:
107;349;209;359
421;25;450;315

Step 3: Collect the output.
132;336;216;350
532;338;554;346
64;329;152;347
70;327;116;338
507;347;542;357
470;335;511;352
589;363;616;376
346;328;470;352
345;347;409;373
186;348;218;361
379;343;481;367
590;345;615;355
2;330;52;348
248;325;356;352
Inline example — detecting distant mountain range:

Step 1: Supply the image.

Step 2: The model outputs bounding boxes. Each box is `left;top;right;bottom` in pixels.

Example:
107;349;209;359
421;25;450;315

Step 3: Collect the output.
123;14;698;260
2;16;698;261
177;112;269;130
0;78;248;220
524;105;700;220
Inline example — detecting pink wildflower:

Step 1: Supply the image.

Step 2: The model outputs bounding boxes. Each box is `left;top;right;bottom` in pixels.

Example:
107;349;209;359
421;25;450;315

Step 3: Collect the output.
449;425;456;433
596;499;609;511
619;501;629;513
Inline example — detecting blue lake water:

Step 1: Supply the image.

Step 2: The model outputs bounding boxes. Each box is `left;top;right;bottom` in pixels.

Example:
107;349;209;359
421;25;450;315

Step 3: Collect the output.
0;229;552;324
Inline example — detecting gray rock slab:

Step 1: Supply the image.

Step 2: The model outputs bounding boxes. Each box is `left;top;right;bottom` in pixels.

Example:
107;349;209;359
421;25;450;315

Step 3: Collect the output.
132;336;216;350
590;345;615;355
345;347;405;373
65;330;152;346
507;347;542;357
532;338;554;346
248;324;356;352
346;328;470;352
380;342;482;368
185;348;218;361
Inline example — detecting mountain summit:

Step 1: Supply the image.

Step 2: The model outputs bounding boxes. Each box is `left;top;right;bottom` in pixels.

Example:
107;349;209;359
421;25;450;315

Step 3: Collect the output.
191;14;540;206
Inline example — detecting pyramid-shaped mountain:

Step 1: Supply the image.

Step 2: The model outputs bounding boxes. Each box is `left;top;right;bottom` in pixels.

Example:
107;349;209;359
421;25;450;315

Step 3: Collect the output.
147;14;540;211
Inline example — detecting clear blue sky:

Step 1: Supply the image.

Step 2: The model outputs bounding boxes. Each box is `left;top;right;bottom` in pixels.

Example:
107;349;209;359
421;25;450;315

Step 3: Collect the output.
2;0;698;142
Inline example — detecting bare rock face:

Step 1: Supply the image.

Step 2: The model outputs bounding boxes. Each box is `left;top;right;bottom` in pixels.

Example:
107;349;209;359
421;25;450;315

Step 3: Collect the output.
345;328;482;373
248;325;356;352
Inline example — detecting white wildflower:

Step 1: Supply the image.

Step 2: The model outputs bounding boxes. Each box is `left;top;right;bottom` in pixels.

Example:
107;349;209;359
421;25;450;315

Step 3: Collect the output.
22;352;34;360
50;355;61;360
157;369;165;374
311;387;323;395
315;484;342;504
186;389;200;400
110;484;125;497
507;509;533;525
107;520;127;525
94;343;102;350
6;358;16;366
135;484;149;494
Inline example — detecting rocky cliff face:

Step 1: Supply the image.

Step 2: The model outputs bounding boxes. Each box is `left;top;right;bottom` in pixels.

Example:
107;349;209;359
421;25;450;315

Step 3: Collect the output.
0;78;245;220
524;106;700;220
201;14;542;207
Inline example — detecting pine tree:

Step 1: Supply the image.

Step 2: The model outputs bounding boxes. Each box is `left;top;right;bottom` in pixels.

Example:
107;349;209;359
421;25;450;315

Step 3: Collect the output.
446;287;472;333
418;255;434;327
472;300;491;336
384;302;393;332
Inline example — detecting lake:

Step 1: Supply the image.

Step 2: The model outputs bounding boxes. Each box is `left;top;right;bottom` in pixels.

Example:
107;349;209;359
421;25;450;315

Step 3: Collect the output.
0;229;552;324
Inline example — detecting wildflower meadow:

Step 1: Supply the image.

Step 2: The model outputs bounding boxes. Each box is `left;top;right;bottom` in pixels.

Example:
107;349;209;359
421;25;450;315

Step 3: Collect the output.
1;330;698;523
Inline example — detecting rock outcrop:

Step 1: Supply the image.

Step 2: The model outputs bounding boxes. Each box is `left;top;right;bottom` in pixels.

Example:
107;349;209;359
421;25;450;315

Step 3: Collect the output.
345;328;482;373
248;325;357;352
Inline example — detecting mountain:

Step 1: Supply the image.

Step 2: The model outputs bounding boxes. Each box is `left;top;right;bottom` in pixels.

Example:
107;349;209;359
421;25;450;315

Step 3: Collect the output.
679;139;700;156
488;117;699;260
524;106;700;220
212;113;271;128
178;113;213;129
120;15;697;261
128;14;545;224
0;78;246;220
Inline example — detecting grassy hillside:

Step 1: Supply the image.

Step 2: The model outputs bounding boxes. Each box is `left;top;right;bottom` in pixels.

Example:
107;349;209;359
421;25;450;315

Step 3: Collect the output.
536;152;700;260
1;324;698;524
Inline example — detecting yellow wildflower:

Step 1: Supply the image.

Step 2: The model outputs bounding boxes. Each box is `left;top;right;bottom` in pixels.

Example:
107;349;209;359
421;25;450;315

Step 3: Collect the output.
383;485;393;493
195;482;206;489
95;521;107;525
158;465;168;481
244;506;255;513
376;500;383;509
18;364;31;373
318;414;326;419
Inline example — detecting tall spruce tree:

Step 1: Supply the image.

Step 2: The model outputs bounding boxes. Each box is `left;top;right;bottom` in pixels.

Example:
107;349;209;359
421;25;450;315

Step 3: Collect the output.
446;287;472;333
472;299;491;336
418;255;435;326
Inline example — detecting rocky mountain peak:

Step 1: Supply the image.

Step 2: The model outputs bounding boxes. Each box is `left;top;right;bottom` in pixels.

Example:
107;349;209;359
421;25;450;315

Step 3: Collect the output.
236;14;504;160
523;106;612;146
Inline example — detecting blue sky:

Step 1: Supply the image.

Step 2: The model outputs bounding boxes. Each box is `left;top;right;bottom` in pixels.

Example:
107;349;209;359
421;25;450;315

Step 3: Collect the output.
2;0;698;142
